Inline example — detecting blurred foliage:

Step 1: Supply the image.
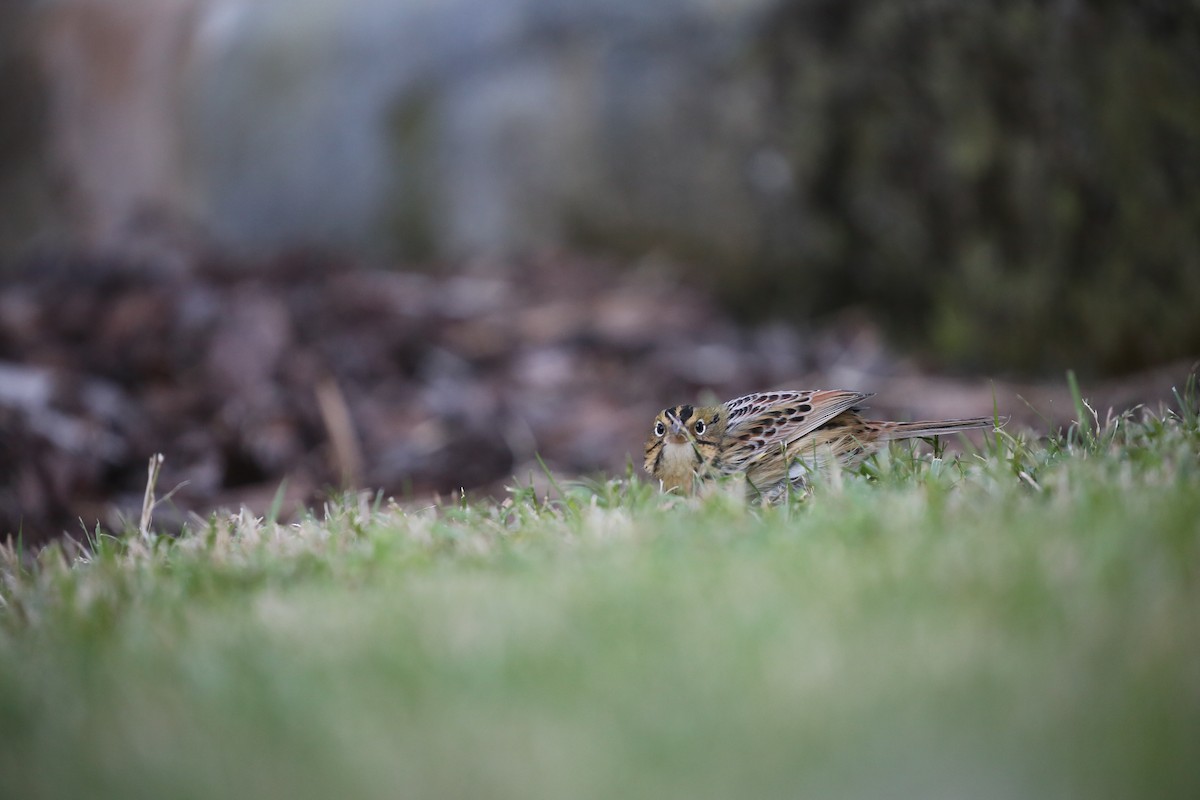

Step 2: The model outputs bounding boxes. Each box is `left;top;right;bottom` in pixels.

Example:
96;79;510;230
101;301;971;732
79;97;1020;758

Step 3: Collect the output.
737;0;1200;375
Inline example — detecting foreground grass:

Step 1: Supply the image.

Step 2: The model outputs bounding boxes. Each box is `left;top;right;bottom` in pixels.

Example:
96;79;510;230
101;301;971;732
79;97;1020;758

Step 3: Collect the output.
2;395;1199;799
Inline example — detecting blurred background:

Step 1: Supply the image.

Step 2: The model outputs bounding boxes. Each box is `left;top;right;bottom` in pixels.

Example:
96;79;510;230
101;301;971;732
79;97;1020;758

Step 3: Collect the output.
1;0;1198;541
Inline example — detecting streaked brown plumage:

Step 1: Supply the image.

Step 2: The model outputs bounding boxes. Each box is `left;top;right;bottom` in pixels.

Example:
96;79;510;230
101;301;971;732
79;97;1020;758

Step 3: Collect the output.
643;390;996;502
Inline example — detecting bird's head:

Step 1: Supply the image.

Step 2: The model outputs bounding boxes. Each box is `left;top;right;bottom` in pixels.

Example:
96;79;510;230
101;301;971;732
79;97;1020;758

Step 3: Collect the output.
643;403;727;493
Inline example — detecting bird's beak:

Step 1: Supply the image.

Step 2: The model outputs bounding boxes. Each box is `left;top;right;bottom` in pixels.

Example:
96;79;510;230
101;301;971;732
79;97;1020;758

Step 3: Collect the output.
667;419;688;445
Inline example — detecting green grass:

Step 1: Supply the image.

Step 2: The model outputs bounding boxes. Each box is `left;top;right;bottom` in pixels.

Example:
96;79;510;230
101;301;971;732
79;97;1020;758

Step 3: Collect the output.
2;390;1199;800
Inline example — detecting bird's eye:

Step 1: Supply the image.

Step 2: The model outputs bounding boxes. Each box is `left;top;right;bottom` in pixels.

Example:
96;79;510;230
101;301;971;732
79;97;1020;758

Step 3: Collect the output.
694;420;706;435
654;421;666;436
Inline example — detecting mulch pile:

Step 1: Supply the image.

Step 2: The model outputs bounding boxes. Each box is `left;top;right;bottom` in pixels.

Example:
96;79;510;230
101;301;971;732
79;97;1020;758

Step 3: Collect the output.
0;247;850;544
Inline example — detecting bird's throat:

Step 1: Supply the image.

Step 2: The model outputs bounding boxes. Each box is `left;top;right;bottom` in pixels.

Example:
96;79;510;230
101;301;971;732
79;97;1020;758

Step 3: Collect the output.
657;440;705;494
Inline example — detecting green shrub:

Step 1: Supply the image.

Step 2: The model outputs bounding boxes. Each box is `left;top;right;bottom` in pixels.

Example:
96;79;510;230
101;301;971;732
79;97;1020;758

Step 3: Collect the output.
739;1;1200;374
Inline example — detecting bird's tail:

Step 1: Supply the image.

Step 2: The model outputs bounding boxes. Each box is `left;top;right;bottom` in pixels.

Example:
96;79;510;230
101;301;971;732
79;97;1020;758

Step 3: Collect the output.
872;416;998;442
